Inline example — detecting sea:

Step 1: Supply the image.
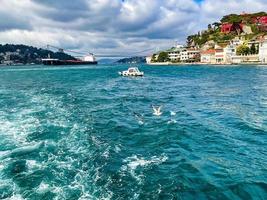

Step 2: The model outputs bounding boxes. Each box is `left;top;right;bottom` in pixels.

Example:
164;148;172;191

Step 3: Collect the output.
0;64;266;200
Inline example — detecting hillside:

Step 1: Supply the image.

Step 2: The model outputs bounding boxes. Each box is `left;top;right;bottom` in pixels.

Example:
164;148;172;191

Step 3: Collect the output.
0;44;76;65
115;56;146;64
187;12;267;48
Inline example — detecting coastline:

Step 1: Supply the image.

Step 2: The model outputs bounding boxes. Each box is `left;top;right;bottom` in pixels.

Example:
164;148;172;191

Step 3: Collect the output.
147;62;267;66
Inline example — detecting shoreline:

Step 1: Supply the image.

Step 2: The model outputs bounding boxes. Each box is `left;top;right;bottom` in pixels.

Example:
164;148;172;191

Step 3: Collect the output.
147;62;267;66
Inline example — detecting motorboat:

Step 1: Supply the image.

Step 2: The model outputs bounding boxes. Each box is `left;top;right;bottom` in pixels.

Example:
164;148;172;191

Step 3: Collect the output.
118;67;144;76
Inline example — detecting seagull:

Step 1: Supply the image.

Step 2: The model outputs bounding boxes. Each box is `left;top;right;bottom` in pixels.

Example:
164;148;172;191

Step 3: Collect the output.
134;112;144;125
167;119;177;124
152;105;163;116
170;111;176;116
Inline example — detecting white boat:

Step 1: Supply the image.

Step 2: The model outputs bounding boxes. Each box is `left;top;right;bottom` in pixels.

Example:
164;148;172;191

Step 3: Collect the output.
118;67;144;77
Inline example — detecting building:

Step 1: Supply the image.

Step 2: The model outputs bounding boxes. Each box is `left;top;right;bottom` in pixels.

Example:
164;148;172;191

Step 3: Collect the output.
187;49;200;62
146;56;152;64
215;46;225;64
179;49;200;63
221;23;234;33
224;45;235;64
202;40;216;51
166;45;185;62
231;37;243;46
259;36;267;63
254;16;267;25
221;22;243;34
200;49;216;64
231;55;259;64
180;49;188;62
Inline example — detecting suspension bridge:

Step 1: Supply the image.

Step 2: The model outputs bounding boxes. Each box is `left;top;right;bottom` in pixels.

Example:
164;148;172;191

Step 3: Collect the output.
42;45;160;58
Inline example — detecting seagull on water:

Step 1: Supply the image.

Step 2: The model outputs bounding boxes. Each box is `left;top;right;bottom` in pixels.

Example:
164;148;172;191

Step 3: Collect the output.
134;112;144;125
170;111;176;116
152;105;163;116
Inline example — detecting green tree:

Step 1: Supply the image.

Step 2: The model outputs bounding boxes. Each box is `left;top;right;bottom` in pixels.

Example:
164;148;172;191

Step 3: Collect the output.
250;43;257;54
237;45;250;55
212;22;221;31
221;14;243;23
157;52;169;62
151;54;157;62
256;45;259;54
208;24;212;30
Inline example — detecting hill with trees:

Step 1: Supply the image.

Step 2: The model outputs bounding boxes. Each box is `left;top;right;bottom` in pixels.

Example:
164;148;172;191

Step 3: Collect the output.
0;44;76;65
116;56;146;64
187;12;267;47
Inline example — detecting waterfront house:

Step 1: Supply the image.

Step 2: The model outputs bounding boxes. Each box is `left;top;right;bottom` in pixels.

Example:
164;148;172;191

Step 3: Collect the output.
180;49;200;63
146;56;152;64
180;49;188;62
166;45;185;62
223;44;237;64
231;54;259;64
200;49;216;64
259;36;267;63
215;46;225;64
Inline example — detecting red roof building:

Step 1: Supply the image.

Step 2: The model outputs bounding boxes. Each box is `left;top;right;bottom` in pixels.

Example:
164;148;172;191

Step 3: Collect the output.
255;16;267;25
201;49;216;55
221;22;244;34
221;23;233;33
200;49;216;64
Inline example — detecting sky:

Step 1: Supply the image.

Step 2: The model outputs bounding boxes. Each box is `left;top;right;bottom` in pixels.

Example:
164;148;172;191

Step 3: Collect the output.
0;0;267;57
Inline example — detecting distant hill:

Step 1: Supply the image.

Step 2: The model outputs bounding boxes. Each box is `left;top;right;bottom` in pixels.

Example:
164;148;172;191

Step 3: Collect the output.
98;58;119;64
187;12;267;47
0;44;76;65
115;56;146;64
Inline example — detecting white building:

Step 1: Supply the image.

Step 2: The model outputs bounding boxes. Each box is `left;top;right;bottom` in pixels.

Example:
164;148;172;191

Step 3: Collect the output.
187;49;200;62
231;55;259;64
215;47;224;64
180;49;200;62
200;49;216;64
146;56;152;64
232;37;243;46
223;44;236;64
180;50;188;62
259;36;267;63
166;45;185;62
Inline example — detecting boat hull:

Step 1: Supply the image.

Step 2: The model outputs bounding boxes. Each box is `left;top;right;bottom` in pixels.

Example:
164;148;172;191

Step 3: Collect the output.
42;60;97;65
119;72;144;76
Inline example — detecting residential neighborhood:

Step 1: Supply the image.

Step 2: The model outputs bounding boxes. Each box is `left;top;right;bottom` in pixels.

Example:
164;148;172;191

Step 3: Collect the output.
147;12;267;65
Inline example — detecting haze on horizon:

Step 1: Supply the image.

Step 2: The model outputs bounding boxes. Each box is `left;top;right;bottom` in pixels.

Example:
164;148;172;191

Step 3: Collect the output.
1;0;267;56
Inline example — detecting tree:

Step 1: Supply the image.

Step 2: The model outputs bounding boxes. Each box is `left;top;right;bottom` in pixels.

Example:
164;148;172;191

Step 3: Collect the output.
208;24;212;30
236;45;250;55
250;43;257;54
221;14;243;23
151;54;157;62
232;22;243;35
157;52;169;62
212;22;221;30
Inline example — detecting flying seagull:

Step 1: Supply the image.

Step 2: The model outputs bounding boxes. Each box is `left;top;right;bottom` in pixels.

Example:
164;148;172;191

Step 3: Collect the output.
152;105;163;116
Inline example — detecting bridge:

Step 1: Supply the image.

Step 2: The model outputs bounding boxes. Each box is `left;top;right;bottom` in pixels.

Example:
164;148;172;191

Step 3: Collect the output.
43;45;160;58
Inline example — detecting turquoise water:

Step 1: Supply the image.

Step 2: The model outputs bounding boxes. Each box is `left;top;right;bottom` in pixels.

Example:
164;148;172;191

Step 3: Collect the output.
0;64;266;199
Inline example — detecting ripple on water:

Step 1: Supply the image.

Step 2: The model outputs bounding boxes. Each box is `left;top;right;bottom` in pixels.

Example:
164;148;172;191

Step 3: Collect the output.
0;64;267;199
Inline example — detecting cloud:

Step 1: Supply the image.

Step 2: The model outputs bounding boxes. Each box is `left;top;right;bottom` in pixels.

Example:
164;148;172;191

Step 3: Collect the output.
0;0;266;56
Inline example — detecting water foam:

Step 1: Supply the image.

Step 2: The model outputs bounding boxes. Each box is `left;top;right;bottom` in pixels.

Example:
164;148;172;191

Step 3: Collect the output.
121;155;168;184
36;182;50;194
